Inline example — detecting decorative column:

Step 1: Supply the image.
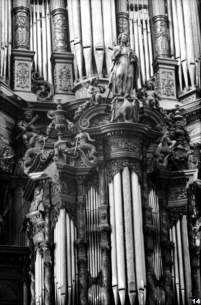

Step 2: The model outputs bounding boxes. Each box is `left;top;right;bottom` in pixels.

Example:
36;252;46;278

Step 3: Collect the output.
75;179;88;305
97;163;111;305
148;0;177;109
12;0;35;99
188;185;201;300
43;180;53;305
116;0;129;36
142;149;157;305
50;0;74;103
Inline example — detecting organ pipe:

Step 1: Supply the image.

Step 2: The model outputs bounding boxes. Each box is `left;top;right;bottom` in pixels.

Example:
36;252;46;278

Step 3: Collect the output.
114;172;126;305
172;225;180;305
102;0;113;76
176;219;186;305
42;0;47;81
80;0;92;78
72;0;83;79
36;0;42;76
91;0;104;77
66;214;72;305
109;181;118;305
122;167;136;305
131;170;146;305
60;209;67;304
46;1;52;84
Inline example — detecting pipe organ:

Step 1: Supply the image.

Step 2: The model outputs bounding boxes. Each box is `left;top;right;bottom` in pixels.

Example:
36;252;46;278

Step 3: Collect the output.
0;1;201;305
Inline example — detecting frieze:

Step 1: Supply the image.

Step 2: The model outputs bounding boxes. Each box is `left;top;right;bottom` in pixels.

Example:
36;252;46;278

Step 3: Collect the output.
105;138;141;154
167;187;187;201
106;158;141;184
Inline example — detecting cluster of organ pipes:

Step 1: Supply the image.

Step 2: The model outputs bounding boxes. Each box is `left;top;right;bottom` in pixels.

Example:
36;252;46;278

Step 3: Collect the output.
54;211;78;305
30;0;53;84
109;168;146;305
67;0;154;86
0;0;12;84
167;0;201;91
169;216;192;305
86;187;101;305
128;0;154;88
148;189;163;281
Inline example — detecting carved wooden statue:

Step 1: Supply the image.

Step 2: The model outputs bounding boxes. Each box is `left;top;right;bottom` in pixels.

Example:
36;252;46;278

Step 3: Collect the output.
29;186;44;213
109;32;138;97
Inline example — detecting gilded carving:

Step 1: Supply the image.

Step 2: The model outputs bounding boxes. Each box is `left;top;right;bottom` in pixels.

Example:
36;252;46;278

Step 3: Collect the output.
16;62;29;89
13;8;29;49
153;16;169;57
52;9;68;51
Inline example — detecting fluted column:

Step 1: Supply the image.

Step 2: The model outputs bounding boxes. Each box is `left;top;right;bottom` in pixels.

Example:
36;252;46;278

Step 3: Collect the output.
98;163;111;305
50;0;74;102
12;0;35;95
142;152;156;305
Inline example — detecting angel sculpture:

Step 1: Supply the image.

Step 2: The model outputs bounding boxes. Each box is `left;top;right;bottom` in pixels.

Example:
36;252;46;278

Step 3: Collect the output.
110;97;139;123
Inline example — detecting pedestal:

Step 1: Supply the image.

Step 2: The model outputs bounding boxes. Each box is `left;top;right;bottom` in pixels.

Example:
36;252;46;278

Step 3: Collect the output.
153;57;178;109
51;52;75;103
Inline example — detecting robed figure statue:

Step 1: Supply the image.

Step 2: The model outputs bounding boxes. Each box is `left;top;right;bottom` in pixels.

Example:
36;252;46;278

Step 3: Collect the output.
109;32;139;97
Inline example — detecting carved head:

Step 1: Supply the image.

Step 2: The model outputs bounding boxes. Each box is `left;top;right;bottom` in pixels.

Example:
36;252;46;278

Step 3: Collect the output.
23;110;33;122
118;32;129;46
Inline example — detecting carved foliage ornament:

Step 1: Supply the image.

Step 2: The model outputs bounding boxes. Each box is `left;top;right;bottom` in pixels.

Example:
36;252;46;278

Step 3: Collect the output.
167;187;187;201
58;64;72;92
168;206;187;228
31;72;53;101
0;136;14;173
13;8;30;49
16;62;29;89
161;71;174;97
106;158;141;184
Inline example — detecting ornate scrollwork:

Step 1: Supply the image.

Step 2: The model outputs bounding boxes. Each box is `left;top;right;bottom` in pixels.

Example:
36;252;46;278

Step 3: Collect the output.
16;111;50;173
106;158;141;184
168;206;187;228
65;131;98;165
31;72;53;101
13;7;30;49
